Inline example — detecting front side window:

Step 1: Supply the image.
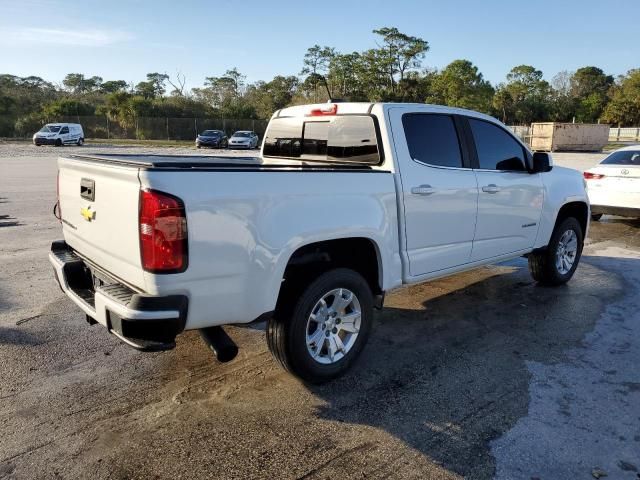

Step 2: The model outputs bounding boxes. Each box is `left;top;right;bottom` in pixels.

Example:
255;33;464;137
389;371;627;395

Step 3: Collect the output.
469;118;526;171
40;125;61;133
60;126;69;134
263;115;380;164
402;113;463;168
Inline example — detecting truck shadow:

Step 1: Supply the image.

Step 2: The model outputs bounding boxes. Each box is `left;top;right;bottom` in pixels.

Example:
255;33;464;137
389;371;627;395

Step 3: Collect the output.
0;327;41;346
0;214;21;228
306;256;627;478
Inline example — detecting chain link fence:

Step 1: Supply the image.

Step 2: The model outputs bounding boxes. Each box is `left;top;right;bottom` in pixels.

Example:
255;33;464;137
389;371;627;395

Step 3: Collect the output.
0;115;269;141
3;114;639;145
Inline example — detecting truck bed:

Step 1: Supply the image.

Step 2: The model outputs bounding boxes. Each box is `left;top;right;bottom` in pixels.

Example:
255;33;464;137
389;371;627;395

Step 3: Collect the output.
65;154;379;171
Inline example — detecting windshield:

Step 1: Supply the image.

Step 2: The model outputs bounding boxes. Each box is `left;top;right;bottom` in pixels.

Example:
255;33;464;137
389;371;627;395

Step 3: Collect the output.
601;150;640;166
39;125;61;133
233;132;251;138
200;130;221;137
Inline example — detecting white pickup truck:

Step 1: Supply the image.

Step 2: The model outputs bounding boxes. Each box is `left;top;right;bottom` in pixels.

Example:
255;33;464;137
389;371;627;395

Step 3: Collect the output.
50;102;589;383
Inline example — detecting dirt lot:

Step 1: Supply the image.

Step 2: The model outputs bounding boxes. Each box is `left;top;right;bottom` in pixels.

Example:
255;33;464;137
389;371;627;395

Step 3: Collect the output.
1;143;639;480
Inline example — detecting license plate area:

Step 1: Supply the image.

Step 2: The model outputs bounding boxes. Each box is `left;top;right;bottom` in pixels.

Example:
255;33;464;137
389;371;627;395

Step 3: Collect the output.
90;267;116;290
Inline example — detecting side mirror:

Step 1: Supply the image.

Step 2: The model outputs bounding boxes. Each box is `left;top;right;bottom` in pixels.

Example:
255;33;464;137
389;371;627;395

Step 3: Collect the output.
532;151;553;173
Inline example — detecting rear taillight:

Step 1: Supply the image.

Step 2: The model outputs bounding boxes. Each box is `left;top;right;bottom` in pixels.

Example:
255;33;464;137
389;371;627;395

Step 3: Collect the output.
583;172;605;180
139;189;188;273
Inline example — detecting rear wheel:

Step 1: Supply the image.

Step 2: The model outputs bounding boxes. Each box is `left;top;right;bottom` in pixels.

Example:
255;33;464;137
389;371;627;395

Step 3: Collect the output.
267;268;373;384
529;217;583;285
591;213;602;221
76;137;84;146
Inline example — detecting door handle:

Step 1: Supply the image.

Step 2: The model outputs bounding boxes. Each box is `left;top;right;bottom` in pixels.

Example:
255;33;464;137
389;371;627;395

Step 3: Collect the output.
482;184;500;194
411;185;436;196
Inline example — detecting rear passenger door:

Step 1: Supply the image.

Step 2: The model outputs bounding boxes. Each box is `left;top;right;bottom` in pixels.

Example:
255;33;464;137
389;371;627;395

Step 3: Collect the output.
390;108;479;276
465;117;543;261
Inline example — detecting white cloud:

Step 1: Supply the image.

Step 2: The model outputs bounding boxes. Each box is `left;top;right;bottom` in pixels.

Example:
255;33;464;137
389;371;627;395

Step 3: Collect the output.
2;27;134;47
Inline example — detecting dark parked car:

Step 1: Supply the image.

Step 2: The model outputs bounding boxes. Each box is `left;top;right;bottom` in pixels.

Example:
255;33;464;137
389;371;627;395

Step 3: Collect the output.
196;130;228;149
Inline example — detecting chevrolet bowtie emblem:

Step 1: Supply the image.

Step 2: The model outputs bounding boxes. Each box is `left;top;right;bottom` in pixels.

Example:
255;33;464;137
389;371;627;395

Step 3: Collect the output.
80;205;95;221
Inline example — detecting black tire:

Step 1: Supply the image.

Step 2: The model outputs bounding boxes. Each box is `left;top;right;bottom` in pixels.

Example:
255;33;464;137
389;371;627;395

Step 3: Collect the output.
196;144;201;149
591;213;602;221
529;217;583;286
76;138;84;146
55;139;62;147
267;268;373;384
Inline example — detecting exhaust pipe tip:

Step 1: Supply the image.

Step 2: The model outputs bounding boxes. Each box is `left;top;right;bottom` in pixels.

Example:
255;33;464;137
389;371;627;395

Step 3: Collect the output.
199;326;238;363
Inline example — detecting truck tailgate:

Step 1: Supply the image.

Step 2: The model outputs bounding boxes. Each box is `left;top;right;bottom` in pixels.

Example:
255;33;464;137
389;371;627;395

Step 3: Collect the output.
58;156;145;290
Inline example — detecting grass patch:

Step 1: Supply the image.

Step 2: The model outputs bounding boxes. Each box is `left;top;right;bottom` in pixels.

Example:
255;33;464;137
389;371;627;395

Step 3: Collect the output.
604;142;637;151
85;138;194;148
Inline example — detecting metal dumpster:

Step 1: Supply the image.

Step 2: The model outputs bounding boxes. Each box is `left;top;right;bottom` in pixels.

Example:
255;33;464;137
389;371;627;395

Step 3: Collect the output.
530;122;610;152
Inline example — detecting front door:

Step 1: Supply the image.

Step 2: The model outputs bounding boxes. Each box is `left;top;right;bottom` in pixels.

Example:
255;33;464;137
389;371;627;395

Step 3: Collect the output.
390;108;479;276
465;117;543;261
59;126;70;144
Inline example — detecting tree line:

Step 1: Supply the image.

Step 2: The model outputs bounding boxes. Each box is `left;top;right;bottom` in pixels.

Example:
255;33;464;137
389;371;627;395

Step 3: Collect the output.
1;27;639;137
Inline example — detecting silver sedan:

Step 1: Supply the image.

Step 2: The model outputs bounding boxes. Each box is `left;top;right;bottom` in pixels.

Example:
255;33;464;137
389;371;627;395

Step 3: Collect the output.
228;131;259;149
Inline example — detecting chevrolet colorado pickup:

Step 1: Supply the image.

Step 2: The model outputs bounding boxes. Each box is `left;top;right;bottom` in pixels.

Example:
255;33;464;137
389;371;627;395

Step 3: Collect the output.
50;102;589;383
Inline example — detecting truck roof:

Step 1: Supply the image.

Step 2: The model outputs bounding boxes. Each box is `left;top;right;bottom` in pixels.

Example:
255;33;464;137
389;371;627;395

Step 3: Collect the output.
275;102;500;124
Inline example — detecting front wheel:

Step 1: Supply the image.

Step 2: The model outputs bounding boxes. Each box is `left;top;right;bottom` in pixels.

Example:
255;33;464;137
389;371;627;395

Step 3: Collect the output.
55;139;62;147
529;217;583;285
267;268;373;384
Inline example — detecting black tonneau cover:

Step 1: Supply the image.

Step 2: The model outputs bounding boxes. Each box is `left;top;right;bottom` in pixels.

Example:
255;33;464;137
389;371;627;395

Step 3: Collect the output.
66;153;262;168
64;154;377;171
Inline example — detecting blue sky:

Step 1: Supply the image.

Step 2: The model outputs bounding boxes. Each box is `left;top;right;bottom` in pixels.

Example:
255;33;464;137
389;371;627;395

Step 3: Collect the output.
1;0;638;89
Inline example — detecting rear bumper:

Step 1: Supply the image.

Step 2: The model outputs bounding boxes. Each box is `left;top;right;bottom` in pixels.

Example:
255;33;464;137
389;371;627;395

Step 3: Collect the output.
591;205;640;218
49;240;188;351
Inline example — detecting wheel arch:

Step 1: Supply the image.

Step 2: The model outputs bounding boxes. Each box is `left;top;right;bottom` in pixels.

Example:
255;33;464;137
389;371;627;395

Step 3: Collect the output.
554;201;589;241
275;237;384;312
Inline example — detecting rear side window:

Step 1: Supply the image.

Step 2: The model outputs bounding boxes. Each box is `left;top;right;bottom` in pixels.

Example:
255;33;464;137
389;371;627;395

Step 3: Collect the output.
402;114;463;168
601;150;640;165
469;118;526;171
263;115;380;164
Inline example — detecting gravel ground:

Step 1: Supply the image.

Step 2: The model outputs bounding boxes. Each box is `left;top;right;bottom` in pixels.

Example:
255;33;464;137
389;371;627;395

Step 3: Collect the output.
0;143;638;480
